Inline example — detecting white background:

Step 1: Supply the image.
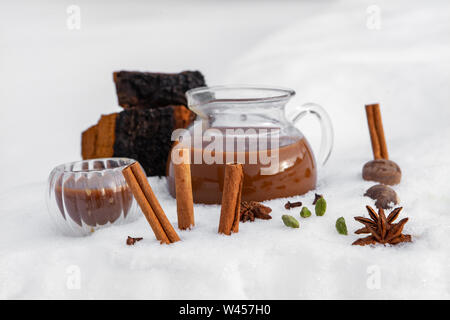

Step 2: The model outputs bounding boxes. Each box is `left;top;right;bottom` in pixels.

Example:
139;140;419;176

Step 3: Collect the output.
1;0;449;299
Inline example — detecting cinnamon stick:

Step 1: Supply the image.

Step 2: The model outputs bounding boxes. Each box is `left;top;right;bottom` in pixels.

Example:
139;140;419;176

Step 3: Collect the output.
122;162;180;244
174;147;195;230
372;104;389;159
365;103;389;160
218;164;244;235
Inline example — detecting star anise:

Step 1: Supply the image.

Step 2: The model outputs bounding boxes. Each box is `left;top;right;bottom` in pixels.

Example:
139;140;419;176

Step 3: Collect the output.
240;201;272;222
352;206;412;246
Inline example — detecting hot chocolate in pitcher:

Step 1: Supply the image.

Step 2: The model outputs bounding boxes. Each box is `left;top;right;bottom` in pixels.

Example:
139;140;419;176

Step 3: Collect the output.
167;86;333;204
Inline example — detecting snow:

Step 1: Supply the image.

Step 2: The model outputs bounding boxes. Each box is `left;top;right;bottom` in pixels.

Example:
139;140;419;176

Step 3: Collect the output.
1;0;450;299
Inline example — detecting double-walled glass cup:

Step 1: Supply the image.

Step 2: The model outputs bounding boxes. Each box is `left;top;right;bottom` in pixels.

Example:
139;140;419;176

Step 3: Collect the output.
46;158;139;236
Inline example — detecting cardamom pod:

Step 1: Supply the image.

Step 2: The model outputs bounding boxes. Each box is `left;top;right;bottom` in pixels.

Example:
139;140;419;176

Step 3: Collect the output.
282;215;299;228
300;207;311;218
315;197;327;216
335;217;348;235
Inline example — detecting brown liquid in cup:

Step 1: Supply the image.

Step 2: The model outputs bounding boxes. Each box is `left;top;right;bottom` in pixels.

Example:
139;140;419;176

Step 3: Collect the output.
54;175;133;227
167;132;317;204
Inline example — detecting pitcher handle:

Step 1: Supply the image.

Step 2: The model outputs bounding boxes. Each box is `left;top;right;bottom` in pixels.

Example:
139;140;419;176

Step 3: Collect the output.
292;102;334;166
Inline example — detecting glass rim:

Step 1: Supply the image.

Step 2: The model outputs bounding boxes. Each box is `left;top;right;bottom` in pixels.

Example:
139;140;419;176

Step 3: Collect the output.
186;85;296;104
53;157;137;173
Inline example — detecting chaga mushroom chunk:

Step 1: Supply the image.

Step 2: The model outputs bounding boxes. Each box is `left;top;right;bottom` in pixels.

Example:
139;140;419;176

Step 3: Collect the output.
113;70;206;109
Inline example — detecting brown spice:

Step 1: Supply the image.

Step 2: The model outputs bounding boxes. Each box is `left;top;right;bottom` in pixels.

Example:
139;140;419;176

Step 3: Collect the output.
364;184;399;209
352;206;412;246
362;159;401;185
126;236;143;245
173;147;195;230
240;201;272;222
218;164;244;235
284;201;302;210
122;162;180;244
365;104;389;160
312;193;323;205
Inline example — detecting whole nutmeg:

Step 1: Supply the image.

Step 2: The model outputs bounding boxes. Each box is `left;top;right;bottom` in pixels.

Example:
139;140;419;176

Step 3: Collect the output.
362;159;401;185
364;184;399;209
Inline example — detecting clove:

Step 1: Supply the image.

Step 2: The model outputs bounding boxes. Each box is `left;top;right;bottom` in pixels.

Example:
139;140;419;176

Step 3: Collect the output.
284;201;302;210
313;193;323;205
126;236;143;246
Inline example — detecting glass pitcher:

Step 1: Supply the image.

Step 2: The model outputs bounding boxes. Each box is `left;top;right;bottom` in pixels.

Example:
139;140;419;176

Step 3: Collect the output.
167;86;333;204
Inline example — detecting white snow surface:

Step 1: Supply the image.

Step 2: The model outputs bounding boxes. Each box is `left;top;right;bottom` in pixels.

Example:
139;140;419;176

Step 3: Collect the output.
1;0;450;299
